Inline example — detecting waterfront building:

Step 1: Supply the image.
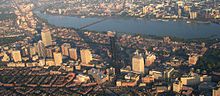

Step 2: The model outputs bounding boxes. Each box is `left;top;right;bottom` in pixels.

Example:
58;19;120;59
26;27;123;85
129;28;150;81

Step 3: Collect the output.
178;8;182;18
190;11;197;19
142;6;148;14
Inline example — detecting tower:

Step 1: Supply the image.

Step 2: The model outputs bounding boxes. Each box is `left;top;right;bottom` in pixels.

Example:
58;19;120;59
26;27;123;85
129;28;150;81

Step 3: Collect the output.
69;48;78;60
28;46;36;58
53;52;62;66
132;51;145;74
37;40;46;59
41;27;52;47
108;31;122;76
45;47;53;58
61;43;71;56
80;49;92;64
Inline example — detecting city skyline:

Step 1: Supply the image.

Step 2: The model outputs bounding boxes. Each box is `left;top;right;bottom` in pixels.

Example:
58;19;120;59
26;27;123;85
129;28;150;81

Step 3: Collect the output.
0;0;220;95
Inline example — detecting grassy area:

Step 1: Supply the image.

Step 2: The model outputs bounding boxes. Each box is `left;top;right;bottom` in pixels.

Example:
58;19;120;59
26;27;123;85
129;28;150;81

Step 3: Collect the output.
0;14;17;20
196;49;220;72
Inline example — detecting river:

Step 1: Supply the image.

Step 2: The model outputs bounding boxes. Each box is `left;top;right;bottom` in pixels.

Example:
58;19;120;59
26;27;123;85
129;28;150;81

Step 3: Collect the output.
34;11;220;39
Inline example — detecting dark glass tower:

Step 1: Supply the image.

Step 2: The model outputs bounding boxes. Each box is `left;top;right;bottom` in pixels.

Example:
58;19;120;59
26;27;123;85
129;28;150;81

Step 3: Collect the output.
109;32;122;77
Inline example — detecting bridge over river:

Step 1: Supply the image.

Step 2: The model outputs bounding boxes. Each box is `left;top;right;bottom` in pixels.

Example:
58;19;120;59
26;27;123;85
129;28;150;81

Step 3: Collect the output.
78;17;109;30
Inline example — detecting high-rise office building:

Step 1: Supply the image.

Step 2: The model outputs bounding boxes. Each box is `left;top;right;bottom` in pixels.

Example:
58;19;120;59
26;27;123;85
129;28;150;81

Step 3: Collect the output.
53;52;62;66
12;50;22;62
61;43;71;56
37;40;46;58
45;47;53;58
41;27;52;47
69;48;78;60
28;46;36;57
108;31;122;76
80;49;92;64
132;51;145;74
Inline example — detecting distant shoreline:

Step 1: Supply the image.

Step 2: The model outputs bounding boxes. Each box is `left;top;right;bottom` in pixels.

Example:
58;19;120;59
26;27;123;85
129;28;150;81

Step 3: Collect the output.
42;10;220;25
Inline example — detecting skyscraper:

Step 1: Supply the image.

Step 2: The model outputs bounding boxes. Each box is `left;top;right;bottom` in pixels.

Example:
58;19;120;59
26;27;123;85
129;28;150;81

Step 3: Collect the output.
12;50;22;62
108;31;121;76
132;51;145;74
37;40;46;58
69;48;78;60
80;49;92;64
41;27;52;47
61;43;71;56
28;46;36;57
45;47;53;58
53;52;62;66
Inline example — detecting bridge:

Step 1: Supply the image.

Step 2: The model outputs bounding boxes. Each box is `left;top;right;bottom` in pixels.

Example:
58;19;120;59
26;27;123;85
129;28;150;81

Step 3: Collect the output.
79;18;108;30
